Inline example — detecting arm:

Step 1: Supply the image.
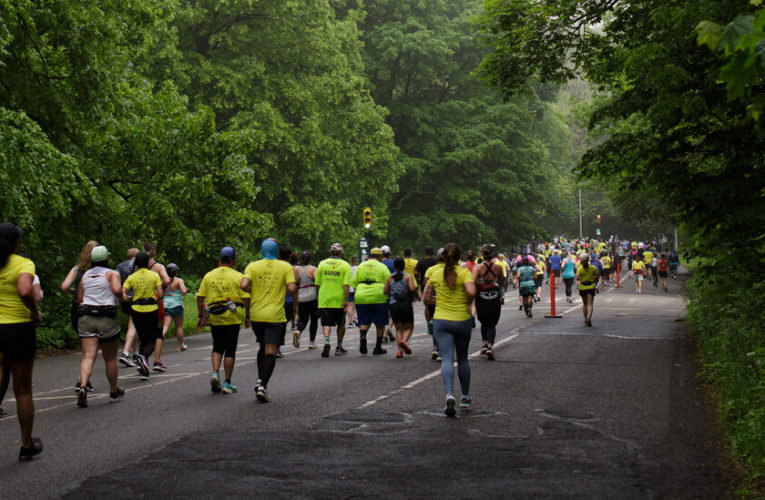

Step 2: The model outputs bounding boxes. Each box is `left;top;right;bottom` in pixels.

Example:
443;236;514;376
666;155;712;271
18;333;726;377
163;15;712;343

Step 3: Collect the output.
494;263;505;287
155;284;164;299
422;284;436;305
178;278;188;295
464;280;476;301
406;274;420;301
108;271;122;297
77;281;85;303
241;276;252;293
196;294;207;329
383;275;393;295
60;266;78;294
18;273;41;324
156;264;171;287
286;281;297;294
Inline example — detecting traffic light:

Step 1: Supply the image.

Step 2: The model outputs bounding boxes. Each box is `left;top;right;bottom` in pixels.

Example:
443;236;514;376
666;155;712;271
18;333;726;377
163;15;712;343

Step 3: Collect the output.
596;214;601;224
363;207;372;231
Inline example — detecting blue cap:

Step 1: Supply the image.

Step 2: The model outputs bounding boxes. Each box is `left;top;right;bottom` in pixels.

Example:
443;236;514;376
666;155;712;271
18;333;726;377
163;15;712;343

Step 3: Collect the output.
220;246;236;260
261;238;279;260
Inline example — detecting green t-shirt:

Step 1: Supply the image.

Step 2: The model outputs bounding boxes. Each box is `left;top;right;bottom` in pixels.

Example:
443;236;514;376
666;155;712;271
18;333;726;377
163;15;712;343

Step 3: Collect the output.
198;266;250;326
350;259;390;305
428;265;473;321
243;259;295;323
123;268;161;312
0;254;35;324
315;257;351;309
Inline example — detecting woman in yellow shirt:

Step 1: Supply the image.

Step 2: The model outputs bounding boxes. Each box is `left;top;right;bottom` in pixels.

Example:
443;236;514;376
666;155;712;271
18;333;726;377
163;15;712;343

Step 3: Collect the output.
423;243;476;417
630;254;646;294
576;255;599;327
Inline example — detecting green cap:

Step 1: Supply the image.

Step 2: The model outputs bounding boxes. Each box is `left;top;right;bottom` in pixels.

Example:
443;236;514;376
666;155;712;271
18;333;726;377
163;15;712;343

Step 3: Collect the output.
91;246;109;262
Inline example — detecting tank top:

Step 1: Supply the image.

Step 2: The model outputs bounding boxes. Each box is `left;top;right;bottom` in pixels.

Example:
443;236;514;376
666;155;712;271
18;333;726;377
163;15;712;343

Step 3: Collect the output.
81;267;117;306
298;266;317;302
163;286;183;309
388;273;411;304
562;259;576;279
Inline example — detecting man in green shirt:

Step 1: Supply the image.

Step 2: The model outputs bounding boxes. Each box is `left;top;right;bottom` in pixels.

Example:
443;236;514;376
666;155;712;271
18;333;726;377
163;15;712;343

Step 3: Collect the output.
314;243;351;358
350;247;391;355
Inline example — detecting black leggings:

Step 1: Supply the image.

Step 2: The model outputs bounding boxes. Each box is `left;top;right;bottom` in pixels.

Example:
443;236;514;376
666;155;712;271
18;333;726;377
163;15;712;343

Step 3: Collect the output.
564;277;575;297
297;300;319;341
476;295;501;344
132;310;160;360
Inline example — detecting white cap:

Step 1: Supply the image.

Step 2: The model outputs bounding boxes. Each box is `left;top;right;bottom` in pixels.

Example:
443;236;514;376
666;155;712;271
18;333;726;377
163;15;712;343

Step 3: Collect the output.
380;245;391;254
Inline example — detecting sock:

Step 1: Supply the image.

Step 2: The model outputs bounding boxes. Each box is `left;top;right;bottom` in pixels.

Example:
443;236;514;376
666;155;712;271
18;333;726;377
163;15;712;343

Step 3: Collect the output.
257;345;265;379
360;329;367;339
225;379;231;384
261;354;276;388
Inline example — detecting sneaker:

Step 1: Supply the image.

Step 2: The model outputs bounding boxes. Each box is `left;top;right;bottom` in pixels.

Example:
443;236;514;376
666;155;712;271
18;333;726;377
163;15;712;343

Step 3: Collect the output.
118;354;136;368
518;304;524;311
255;386;271;403
335;346;348;356
445;395;456;417
140;372;149;381
386;327;395;342
586;318;592;327
460;396;472;409
77;389;87;408
396;349;403;358
153;362;168;372
292;330;300;348
436;353;442;361
321;343;331;358
427;321;434;335
528;309;533;318
373;346;387;355
381;335;389;343
398;341;412;355
74;380;94;394
308;341;318;349
18;437;43;462
210;372;222;393
177;344;188;351
486;348;495;361
109;387;125;402
359;337;367;355
137;354;149;375
480;345;488;356
431;350;440;361
275;349;284;359
222;381;238;394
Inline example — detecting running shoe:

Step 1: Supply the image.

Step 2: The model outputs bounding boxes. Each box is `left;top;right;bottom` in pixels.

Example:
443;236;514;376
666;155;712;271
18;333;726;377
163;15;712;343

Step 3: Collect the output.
486;348;495;361
140;373;149;381
528;309;533;318
518;304;524;311
109;388;125;402
427;321;434;335
586;318;592;327
177;344;188;351
321;343;331;358
436;353;442;361
222;381;238;394
153;362;168;372
386;327;395;342
74;380;94;394
276;349;284;358
460;396;472;409
373;346;387;355
308;341;318;349
396;349;403;358
480;345;488;356
335;346;348;356
18;437;43;462
118;353;136;368
431;350;439;361
255;386;271;403
398;341;412;355
77;389;87;408
292;330;300;348
210;372;222;393
359;337;368;355
445;395;456;418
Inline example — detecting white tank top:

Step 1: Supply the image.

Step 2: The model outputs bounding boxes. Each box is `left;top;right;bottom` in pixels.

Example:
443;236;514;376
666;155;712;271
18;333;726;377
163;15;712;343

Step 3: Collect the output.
81;267;118;306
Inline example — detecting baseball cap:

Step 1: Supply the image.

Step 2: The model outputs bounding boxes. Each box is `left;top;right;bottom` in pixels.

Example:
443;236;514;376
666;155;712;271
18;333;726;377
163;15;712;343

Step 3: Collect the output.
220;246;236;260
370;247;383;256
261;238;279;259
330;242;343;252
380;245;391;254
91;245;109;262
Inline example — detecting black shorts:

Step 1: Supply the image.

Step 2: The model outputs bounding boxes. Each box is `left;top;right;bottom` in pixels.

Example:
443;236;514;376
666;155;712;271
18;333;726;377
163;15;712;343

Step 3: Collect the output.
320;308;345;327
579;288;596;298
389;301;414;324
658;271;668;278
534;275;544;287
211;324;240;358
284;302;295;323
0;322;36;360
599;269;608;277
121;301;132;316
252;322;285;346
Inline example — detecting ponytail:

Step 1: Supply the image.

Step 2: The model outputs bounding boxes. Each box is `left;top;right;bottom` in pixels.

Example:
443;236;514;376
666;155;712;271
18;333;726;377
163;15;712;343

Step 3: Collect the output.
442;242;461;287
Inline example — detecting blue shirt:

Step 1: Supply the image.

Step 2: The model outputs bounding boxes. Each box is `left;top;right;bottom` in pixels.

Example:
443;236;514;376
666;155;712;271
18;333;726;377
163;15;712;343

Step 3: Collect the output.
549;254;561;270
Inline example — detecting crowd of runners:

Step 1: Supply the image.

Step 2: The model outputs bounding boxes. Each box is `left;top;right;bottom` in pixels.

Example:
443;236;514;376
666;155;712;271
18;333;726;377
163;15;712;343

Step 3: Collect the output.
0;221;678;461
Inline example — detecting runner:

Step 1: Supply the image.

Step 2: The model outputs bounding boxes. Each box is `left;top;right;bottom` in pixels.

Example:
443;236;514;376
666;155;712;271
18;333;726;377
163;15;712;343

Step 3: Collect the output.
669;250;679;279
121;251;163;381
415;246;440;360
346;255;358;328
561;251;577;303
278;246;300;358
351;247;391;356
576;255;599;327
516;257;536;318
197;246;249;395
0;223;43;461
533;254;546;302
657;253;670;291
473;244;504;360
599;252;611;291
630;254;646;294
422;243;475;417
161;263;188;352
314;243;351;358
241;238;296;402
116;248;139;368
496;253;511;303
143;242;171;373
75;246;124;408
380;245;395;342
383;257;418;358
549;248;562;286
295;250;318;349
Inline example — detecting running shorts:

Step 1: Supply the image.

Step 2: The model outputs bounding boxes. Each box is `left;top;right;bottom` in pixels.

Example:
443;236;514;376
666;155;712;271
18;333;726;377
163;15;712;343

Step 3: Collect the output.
252;322;285;346
0;322;36;360
165;305;184;318
356;303;389;327
320;308;345;327
389;301;414;324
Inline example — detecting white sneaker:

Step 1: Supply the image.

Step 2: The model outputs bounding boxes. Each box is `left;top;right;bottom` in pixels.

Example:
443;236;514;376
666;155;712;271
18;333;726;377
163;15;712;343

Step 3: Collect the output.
445;394;456;417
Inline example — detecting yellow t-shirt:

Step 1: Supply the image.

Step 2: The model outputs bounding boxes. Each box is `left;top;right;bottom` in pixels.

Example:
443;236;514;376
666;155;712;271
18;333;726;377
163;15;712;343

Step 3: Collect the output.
123;268;161;313
602;256;611;270
404;257;419;287
198;266;250;326
576;265;599;290
428;265;473;321
243;259;295;323
0;254;35;324
534;260;546;276
643;251;654;265
498;259;510;277
632;261;645;274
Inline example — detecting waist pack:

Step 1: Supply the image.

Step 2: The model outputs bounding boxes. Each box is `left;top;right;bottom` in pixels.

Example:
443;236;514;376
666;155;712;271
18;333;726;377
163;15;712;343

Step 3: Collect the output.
133;297;157;306
207;300;243;315
393;291;412;302
580;280;594;286
78;304;118;318
476;281;498;292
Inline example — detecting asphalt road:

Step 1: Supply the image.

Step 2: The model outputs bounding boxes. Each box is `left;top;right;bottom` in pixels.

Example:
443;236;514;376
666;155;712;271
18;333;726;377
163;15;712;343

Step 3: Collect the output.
0;269;734;498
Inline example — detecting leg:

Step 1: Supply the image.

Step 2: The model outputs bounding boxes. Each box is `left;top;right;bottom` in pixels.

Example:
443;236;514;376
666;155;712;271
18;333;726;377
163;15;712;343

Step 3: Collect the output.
0;363;10;407
9;357;35;448
101;337;119;393
122;316;137;355
453;322;472;397
174;316;185;347
78;337;99;393
433;322;455;396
